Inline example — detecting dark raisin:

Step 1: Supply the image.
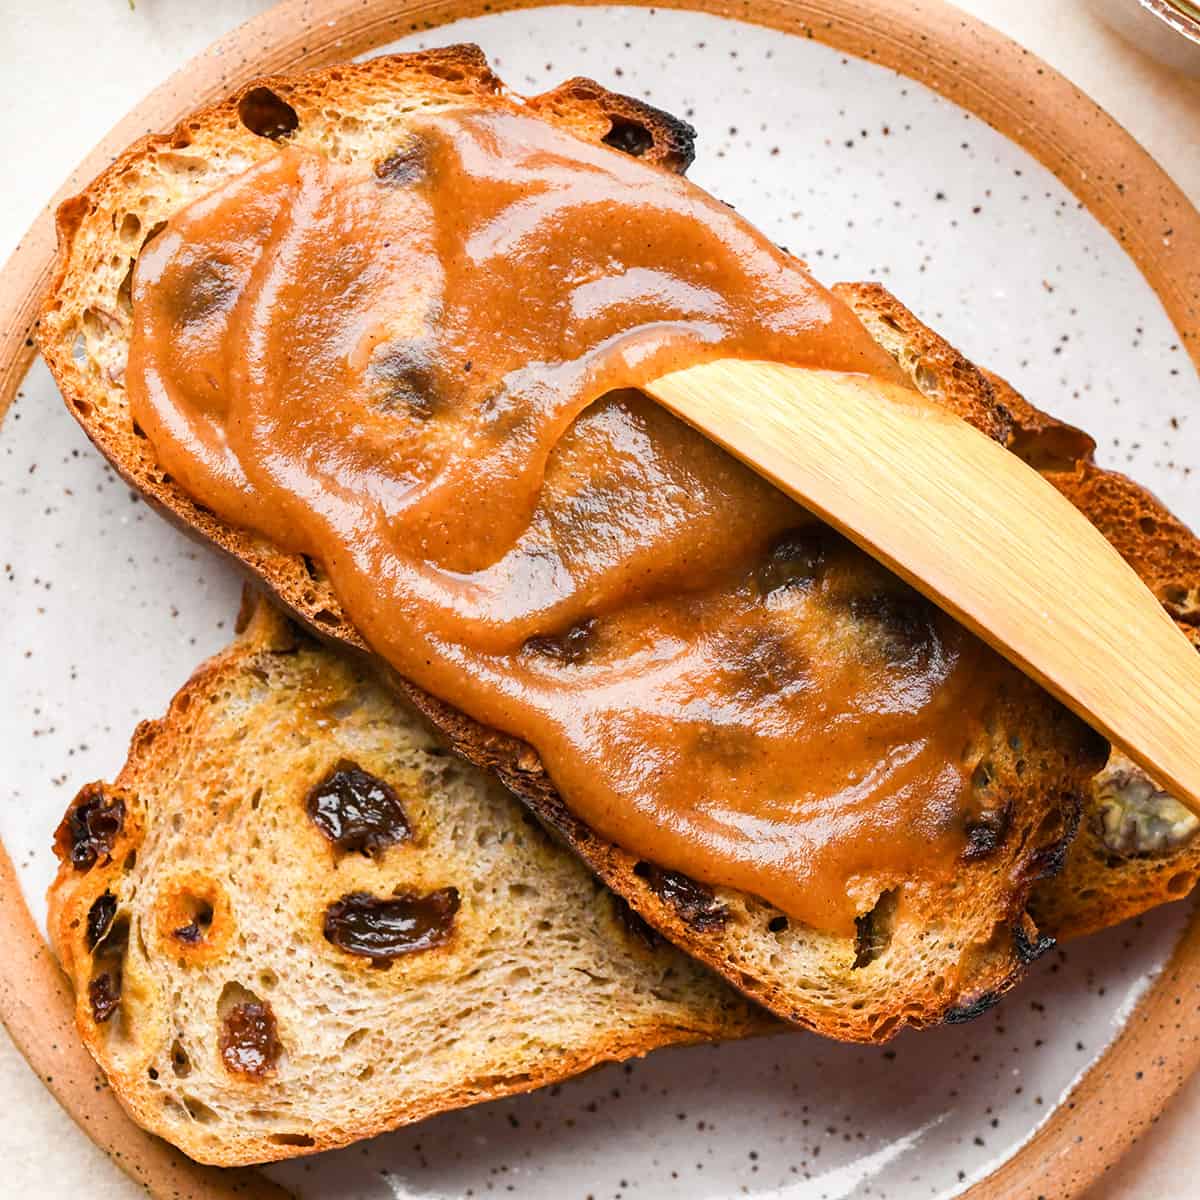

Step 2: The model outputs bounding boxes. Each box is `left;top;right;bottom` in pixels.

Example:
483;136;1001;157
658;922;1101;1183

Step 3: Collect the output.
632;862;727;930
86;891;118;950
173;922;203;945
369;339;440;417
237;87;299;140
323;889;460;962
756;529;830;594
375;141;426;185
89;973;120;1023
306;762;412;857
963;802;1013;862
849;589;937;661
524;618;597;665
220;1000;282;1079
56;787;125;871
602;116;654;157
171;259;240;325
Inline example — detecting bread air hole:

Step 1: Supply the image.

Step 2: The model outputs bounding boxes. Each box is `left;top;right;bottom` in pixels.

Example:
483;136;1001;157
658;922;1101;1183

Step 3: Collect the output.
118;211;141;243
852;889;899;969
270;1133;316;1148
237;87;300;141
171;1039;192;1078
182;1096;219;1124
602;116;654;157
157;874;231;955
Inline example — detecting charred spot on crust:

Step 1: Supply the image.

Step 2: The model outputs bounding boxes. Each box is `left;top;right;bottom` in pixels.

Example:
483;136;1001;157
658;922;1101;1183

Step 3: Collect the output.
756;529;830;594
538;78;696;172
86;891;118;951
306;761;412;857
602;116;655;158
237;87;299;141
219;996;282;1080
1013;922;1056;965
375;141;426;185
369;339;440;417
524;618;597;665
963;802;1013;862
603;95;696;172
632;861;727;931
56;786;125;871
852;889;899;969
943;990;1001;1024
611;894;662;950
323;889;460;963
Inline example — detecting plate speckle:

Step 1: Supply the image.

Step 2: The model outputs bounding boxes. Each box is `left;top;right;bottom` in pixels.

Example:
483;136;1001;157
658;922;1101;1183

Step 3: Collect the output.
2;6;1196;1199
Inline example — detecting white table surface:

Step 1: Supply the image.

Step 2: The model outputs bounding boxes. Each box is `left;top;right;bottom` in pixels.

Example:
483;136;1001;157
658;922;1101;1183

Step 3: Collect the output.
1;1;1198;1196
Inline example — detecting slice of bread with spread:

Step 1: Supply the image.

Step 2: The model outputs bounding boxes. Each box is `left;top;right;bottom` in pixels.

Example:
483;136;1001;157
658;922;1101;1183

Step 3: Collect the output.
47;595;767;1166
835;283;1200;941
38;45;1111;1042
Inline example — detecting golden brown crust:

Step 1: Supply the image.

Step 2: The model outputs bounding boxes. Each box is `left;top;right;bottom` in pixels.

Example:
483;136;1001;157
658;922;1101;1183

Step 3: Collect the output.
40;47;1101;1043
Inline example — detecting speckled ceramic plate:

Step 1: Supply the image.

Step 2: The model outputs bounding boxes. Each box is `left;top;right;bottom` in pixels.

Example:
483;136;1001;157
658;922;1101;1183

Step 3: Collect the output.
2;3;1199;1199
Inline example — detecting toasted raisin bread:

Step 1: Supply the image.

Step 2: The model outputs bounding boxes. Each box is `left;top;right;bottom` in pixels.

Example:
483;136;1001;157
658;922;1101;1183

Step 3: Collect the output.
38;46;1107;1042
47;595;767;1167
837;283;1200;940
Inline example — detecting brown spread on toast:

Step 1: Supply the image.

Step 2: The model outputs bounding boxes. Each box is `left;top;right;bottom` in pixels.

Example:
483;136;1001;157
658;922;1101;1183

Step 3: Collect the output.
127;107;1016;934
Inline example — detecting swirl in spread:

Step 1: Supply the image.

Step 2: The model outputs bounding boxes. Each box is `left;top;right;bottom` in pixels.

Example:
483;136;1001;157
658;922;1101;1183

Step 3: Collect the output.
128;108;1013;934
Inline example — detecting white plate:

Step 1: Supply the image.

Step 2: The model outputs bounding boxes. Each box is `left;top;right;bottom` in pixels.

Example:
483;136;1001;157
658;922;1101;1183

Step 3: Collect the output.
2;6;1197;1197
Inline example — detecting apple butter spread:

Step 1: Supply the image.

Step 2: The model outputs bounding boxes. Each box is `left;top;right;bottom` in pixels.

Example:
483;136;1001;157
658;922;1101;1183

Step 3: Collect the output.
127;107;1015;934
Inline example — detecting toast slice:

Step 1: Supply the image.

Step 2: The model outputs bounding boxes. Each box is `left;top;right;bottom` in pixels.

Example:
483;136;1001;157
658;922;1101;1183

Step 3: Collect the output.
837;283;1200;940
39;45;1106;1041
47;594;767;1167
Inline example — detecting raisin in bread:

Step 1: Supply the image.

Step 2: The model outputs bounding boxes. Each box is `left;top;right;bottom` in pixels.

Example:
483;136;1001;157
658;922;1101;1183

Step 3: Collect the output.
47;594;767;1166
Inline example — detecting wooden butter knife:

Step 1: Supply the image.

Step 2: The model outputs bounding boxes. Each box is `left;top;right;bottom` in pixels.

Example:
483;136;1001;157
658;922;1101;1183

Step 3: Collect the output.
645;361;1200;813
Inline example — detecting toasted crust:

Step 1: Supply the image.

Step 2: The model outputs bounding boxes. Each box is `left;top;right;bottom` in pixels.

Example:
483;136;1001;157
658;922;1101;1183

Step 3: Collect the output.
39;47;1104;1042
835;283;1200;940
47;595;767;1166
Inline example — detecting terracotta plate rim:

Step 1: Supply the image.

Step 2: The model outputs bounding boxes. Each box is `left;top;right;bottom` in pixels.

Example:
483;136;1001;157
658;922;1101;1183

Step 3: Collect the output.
1;2;1198;1198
